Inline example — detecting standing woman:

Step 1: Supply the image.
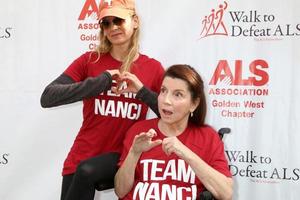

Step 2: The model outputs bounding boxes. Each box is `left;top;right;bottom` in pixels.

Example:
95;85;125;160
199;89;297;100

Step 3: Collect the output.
40;0;164;200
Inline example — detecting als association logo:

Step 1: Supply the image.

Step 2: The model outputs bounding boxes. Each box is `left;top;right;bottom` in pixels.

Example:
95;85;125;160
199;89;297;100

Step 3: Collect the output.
208;59;269;119
199;1;300;40
0;27;13;39
209;60;269;87
77;0;102;50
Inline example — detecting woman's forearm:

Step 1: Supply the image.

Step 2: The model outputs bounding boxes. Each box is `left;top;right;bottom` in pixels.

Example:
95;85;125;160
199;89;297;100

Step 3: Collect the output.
114;149;141;198
136;86;159;117
182;147;233;200
40;72;112;108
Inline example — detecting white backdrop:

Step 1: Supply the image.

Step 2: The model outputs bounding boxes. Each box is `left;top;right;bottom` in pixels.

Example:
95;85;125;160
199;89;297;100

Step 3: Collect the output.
1;0;300;199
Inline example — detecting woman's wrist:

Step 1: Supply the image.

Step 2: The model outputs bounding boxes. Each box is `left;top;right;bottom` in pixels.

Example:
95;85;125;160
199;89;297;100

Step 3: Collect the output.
179;145;195;162
136;83;143;92
129;147;142;159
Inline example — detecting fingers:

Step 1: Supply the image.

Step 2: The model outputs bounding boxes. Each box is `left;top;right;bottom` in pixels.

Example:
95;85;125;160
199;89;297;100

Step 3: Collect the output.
111;86;118;94
108;71;143;94
132;129;162;154
117;80;128;91
162;140;174;156
122;72;136;80
133;131;186;156
111;85;128;95
122;72;143;91
150;139;163;148
162;137;181;156
133;130;188;156
106;69;121;77
147;129;162;150
147;128;157;137
134;129;156;143
105;70;138;82
116;87;131;94
134;132;149;142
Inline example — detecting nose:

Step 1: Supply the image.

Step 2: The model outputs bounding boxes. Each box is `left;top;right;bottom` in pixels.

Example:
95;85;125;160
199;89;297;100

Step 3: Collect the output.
110;23;119;31
162;93;172;105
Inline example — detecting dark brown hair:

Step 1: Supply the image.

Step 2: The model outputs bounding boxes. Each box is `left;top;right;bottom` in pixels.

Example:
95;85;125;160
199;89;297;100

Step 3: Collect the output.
164;64;207;126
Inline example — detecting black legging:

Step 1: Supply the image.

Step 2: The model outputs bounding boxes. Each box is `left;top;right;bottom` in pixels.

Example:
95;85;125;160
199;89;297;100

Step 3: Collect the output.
60;152;120;200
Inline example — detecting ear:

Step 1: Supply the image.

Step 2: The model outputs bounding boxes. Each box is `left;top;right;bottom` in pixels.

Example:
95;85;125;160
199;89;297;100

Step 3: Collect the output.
190;97;200;113
132;15;139;29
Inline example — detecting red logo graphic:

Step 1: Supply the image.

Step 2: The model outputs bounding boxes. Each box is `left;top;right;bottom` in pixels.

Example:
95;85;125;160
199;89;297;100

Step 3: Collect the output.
78;0;100;20
77;0;101;50
209;60;269;86
200;1;228;38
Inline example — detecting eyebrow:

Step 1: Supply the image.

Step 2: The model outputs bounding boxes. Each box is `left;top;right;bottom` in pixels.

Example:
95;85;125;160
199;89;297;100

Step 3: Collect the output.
173;89;185;92
161;86;186;93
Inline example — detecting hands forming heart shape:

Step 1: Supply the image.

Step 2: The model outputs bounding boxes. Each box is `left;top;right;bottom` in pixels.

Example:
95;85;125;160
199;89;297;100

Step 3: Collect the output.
106;69;143;94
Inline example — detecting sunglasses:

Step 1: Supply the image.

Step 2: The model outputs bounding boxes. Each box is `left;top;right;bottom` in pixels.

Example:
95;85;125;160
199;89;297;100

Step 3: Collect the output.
99;17;125;29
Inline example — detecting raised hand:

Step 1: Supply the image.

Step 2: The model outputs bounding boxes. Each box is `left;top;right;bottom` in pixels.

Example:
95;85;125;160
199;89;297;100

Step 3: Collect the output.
131;129;162;155
162;136;187;158
116;71;144;94
106;69;123;94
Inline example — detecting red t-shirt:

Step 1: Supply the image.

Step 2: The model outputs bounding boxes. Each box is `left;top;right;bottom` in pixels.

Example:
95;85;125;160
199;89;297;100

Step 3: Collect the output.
62;52;164;175
119;118;232;200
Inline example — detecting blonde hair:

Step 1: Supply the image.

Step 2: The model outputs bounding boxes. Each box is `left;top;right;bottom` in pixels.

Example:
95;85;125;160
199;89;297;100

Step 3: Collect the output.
94;16;140;72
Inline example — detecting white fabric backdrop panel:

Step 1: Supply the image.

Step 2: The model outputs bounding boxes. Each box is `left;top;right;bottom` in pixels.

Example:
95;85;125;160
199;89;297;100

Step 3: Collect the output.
0;0;299;200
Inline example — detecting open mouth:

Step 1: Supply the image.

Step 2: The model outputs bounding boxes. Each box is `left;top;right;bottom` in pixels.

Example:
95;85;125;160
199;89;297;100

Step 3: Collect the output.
162;109;173;116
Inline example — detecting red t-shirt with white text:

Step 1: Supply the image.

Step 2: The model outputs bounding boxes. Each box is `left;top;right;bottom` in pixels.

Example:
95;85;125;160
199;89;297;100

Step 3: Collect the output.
62;52;164;175
119;118;232;200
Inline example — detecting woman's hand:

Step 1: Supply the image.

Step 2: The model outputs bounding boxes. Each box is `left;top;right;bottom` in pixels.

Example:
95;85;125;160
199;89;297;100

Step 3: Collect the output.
130;129;162;155
106;69;121;78
106;69;121;91
115;128;161;199
162;137;188;158
106;69;124;94
117;72;144;94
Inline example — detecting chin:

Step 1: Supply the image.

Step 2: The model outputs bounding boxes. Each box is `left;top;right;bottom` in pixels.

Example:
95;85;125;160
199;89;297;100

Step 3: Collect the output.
110;40;124;45
110;37;128;44
160;116;175;124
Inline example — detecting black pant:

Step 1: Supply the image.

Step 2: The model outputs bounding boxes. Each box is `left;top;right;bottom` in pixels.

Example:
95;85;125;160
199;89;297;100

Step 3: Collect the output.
60;152;120;200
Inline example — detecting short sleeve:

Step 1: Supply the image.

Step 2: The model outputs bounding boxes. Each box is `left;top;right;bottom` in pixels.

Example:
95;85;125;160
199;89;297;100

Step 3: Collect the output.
64;52;89;82
118;124;138;167
209;133;232;177
151;60;165;93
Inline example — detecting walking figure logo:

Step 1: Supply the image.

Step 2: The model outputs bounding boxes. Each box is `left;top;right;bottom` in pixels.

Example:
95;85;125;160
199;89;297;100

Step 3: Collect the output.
200;1;228;38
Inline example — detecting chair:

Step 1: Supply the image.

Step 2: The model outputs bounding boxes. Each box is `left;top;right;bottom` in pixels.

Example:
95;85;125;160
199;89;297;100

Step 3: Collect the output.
217;127;231;139
96;127;231;200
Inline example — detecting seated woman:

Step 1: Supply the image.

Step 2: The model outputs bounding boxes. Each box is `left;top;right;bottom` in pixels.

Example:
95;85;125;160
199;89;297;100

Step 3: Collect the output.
114;64;233;200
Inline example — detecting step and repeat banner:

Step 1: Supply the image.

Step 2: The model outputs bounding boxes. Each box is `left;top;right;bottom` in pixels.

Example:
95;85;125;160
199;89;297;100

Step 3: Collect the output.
1;0;299;199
